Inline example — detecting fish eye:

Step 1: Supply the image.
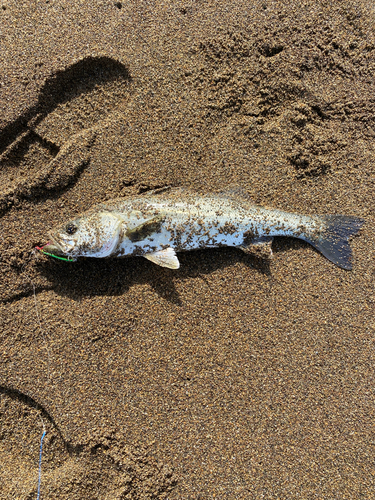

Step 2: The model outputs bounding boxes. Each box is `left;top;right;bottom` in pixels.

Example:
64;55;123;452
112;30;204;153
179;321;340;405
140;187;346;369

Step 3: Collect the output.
66;223;77;235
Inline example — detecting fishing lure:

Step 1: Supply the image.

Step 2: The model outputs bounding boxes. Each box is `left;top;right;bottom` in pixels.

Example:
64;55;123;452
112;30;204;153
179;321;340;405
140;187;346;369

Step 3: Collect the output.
35;243;74;262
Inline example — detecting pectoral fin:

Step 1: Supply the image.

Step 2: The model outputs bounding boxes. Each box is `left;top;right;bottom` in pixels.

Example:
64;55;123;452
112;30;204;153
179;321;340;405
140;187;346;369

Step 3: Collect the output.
240;236;273;259
144;248;180;269
126;216;164;243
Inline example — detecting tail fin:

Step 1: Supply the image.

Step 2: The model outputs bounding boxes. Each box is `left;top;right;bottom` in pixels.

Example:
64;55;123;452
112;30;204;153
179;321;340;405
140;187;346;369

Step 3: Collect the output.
303;215;364;270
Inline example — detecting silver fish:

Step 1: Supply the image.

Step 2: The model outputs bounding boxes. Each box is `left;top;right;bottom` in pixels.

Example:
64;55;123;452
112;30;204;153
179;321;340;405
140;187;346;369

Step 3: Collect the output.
41;187;364;270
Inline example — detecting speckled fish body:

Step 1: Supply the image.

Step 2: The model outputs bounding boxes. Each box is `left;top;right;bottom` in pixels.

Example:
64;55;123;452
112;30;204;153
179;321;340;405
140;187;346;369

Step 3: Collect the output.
90;192;318;255
42;188;363;270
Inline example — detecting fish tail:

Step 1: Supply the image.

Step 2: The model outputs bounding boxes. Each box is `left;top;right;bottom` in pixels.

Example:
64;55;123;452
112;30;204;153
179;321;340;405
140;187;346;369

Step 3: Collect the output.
303;215;364;270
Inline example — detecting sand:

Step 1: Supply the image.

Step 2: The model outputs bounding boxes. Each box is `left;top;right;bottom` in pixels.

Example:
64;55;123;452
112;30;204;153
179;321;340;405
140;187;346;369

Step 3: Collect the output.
0;0;374;498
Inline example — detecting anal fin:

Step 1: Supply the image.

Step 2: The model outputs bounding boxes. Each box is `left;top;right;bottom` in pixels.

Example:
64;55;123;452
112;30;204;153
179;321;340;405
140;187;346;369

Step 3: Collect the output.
239;236;273;259
144;247;180;269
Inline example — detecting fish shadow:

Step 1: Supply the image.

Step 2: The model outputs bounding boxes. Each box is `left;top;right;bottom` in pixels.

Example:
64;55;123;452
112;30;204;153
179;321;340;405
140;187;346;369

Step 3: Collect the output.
36;248;271;305
272;236;316;259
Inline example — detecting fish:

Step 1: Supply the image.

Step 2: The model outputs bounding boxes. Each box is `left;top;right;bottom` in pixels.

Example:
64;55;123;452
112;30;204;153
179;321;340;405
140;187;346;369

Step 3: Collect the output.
40;187;364;270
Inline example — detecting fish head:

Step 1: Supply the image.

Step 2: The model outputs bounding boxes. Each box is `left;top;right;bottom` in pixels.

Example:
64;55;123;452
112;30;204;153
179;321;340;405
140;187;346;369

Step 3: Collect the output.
43;211;122;259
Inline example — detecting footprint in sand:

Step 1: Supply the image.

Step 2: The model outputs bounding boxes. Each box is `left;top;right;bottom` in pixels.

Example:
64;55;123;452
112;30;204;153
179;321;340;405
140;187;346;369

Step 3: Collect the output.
0;387;176;498
0;56;131;214
0;60;177;496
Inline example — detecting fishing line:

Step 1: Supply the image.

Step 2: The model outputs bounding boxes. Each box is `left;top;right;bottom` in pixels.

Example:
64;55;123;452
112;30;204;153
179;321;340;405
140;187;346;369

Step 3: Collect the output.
20;252;52;382
6;252;51;498
26;260;49;499
37;429;46;500
37;414;46;500
31;280;51;381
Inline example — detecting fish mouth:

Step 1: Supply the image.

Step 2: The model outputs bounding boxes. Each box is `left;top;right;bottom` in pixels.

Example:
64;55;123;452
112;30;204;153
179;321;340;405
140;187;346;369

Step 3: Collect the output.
40;240;63;256
42;233;76;257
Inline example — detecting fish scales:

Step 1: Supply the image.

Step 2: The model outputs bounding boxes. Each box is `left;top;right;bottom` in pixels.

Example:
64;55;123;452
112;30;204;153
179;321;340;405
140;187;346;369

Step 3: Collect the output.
88;193;317;251
41;188;364;270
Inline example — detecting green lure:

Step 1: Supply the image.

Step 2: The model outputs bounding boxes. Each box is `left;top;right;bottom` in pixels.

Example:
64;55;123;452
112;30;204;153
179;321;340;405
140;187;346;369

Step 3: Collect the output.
36;246;74;262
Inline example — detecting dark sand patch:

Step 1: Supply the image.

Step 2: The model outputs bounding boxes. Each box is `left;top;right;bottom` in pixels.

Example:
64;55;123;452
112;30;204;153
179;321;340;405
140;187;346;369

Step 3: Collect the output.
0;0;374;498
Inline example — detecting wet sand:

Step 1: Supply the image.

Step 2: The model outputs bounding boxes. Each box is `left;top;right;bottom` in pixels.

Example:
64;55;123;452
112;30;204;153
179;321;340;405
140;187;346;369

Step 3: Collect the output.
0;1;374;498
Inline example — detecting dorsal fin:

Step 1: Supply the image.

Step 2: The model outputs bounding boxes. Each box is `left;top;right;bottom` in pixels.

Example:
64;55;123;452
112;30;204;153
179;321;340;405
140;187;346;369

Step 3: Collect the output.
139;185;173;196
144;247;180;269
218;185;252;201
